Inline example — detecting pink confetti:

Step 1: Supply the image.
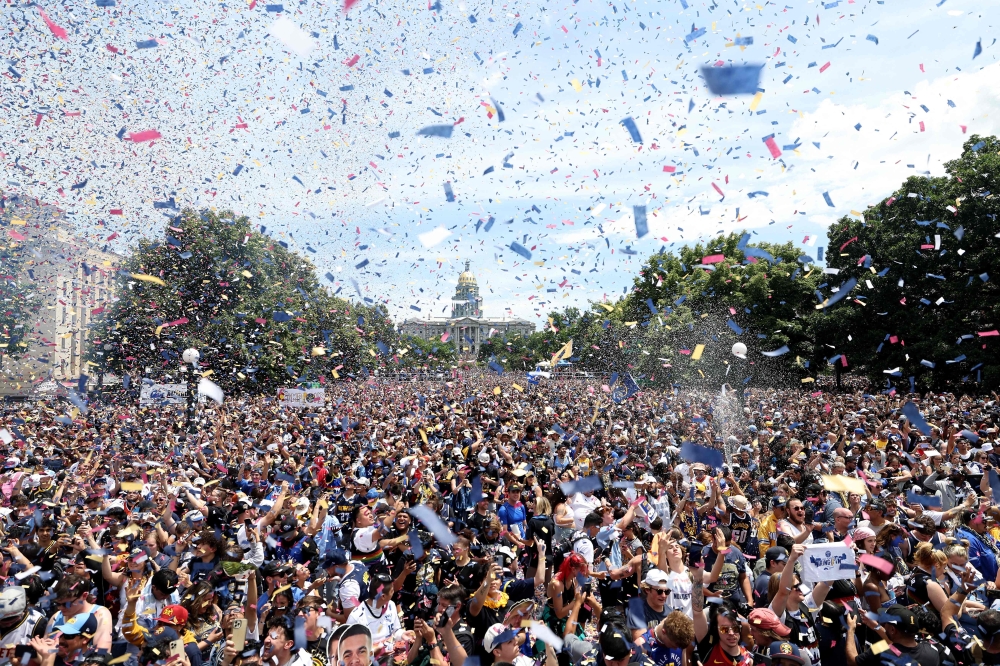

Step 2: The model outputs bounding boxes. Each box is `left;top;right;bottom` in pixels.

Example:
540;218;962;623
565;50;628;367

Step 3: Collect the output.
859;554;894;575
344;0;359;11
819;62;831;73
711;182;724;198
702;254;726;264
763;136;782;158
37;7;68;40
441;331;450;342
130;129;162;143
8;230;26;242
345;54;360;67
663;165;676;173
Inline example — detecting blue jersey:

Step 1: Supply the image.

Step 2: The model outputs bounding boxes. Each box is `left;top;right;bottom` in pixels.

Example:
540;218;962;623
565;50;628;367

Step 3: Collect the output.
639;628;684;666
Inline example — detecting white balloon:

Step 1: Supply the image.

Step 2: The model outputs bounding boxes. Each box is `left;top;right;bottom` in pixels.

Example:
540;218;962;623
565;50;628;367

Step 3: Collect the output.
182;348;201;364
731;342;747;359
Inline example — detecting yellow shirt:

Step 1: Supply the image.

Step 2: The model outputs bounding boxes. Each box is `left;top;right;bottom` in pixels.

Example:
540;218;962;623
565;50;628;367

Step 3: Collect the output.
758;511;779;559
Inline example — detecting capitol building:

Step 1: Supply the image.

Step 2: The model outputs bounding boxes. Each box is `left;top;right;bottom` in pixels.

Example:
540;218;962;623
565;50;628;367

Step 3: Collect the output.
399;261;534;357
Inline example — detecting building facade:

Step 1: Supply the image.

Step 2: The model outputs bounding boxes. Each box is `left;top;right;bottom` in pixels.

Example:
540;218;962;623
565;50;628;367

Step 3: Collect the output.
0;195;120;396
399;261;534;357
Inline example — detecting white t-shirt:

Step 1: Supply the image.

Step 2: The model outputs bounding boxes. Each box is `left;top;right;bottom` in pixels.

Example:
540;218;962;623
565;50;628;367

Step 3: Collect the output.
573;534;595;565
570;493;602;529
665;569;692;615
777;519;813;545
353;526;380;554
347;600;402;644
855;519;888;536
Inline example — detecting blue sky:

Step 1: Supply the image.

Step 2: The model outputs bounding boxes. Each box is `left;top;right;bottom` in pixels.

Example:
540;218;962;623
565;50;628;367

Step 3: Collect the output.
2;0;998;327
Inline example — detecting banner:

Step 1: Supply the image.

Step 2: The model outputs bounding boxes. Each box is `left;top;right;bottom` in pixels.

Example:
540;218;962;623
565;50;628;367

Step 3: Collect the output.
799;542;856;584
277;388;325;407
139;383;186;406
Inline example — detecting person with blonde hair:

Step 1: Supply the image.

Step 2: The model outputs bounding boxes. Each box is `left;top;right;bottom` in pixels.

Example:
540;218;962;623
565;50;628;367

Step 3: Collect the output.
906;541;974;627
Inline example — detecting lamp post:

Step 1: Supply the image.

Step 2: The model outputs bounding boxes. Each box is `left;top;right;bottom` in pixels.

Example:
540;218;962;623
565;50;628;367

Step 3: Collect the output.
182;348;200;436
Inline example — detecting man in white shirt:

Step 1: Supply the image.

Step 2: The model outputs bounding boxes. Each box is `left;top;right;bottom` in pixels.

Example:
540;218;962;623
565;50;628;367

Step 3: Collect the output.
570;489;602;529
777;498;814;545
346;570;403;654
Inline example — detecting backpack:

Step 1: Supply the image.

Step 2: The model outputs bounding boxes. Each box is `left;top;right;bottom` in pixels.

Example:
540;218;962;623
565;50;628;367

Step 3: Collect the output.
552;532;592;569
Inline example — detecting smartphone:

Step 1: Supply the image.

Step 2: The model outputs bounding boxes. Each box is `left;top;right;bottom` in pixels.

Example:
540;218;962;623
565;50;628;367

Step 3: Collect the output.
169;639;185;660
14;646;37;660
232;618;247;652
687;541;704;568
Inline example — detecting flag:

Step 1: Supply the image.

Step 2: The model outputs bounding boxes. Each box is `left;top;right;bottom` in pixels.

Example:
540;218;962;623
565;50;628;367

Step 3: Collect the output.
611;373;640;404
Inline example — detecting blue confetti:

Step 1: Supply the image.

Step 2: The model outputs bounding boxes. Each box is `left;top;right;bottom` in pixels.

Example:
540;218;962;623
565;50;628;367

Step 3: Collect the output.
418;124;454;138
509;241;532;260
620;117;642;143
701;65;763;95
634;205;648;238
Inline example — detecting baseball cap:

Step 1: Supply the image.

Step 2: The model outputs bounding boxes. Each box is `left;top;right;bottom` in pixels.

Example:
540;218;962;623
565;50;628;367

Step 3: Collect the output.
55;610;99;637
599;626;635;661
260;562;294;578
154;605;189;627
771;497;787;509
277;518;299;538
765;547;789;566
766;641;805;665
643;569;669;589
881;605;918;633
483;624;521;653
322;549;349;568
0;586;27;620
749;609;790;637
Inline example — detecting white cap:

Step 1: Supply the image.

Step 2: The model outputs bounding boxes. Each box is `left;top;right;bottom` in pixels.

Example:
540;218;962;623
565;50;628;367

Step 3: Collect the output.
643;569;669;589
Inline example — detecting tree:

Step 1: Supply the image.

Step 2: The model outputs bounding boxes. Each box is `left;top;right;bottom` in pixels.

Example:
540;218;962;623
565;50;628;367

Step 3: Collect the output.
615;232;824;387
396;334;458;369
88;208;393;395
0;227;40;369
821;134;1000;390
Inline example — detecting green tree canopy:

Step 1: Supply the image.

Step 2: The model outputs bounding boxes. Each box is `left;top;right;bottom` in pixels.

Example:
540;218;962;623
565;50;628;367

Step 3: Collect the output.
0;223;40;366
88;208;397;394
821;134;1000;390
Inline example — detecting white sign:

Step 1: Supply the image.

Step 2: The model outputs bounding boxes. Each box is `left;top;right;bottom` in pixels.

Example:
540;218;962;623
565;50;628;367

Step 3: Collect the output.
277;388;325;407
799;542;856;584
139;383;187;406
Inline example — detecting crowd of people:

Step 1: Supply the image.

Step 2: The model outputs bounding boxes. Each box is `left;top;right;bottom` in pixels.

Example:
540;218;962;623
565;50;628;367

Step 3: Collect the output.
1;378;1000;666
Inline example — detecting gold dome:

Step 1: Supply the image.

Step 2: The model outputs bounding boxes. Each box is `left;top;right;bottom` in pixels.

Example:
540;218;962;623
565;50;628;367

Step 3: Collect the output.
458;260;477;285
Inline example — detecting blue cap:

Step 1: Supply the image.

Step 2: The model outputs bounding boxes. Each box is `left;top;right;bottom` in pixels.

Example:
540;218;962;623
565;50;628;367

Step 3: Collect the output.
322;549;349;568
766;641;805;665
54;611;99;637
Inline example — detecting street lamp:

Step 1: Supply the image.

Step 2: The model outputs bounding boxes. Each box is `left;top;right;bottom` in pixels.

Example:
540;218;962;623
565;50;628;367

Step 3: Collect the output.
182;348;200;435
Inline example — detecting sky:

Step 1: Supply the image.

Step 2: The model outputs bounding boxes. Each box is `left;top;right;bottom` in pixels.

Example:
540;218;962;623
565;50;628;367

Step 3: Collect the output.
2;0;998;328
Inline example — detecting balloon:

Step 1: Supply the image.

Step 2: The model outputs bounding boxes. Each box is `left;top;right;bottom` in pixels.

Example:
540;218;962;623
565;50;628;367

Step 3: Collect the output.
731;342;747;359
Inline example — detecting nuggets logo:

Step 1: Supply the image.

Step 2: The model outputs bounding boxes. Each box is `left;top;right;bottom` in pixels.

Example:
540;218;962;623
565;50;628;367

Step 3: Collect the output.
779;643;794;655
807;550;849;569
162;607;174;618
